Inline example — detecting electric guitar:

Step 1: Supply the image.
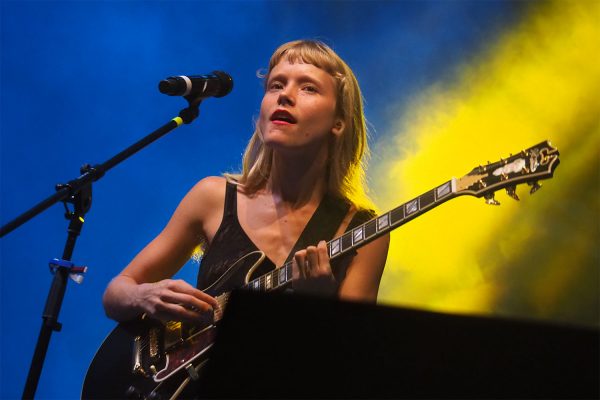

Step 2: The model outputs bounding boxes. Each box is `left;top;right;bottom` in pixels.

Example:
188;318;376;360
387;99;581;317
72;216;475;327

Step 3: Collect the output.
81;141;560;399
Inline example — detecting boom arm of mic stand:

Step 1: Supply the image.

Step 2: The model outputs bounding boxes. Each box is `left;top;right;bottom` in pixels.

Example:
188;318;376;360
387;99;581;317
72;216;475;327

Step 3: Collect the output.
1;98;203;238
18;98;204;399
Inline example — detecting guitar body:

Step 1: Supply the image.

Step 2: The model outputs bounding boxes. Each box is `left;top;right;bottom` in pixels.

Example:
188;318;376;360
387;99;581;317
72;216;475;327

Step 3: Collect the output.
82;320;168;399
82;251;268;400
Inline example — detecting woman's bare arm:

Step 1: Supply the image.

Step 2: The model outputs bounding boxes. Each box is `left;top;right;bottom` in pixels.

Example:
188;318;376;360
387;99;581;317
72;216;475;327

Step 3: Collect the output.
102;177;225;322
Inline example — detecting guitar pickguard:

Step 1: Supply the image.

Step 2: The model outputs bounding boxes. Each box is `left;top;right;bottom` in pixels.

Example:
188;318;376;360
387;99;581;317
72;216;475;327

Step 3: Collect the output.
154;325;217;381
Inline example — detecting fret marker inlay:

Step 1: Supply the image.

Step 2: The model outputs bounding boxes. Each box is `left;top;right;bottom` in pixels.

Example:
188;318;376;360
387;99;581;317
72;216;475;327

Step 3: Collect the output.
330;238;341;257
353;226;364;244
406;199;419;215
437;182;451;199
377;214;389;230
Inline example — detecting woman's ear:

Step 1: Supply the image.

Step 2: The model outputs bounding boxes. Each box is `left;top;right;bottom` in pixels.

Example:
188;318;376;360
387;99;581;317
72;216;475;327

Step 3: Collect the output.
331;118;345;137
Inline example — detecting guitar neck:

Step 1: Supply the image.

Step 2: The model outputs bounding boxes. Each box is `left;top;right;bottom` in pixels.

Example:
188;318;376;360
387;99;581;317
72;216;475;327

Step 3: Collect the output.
242;178;458;294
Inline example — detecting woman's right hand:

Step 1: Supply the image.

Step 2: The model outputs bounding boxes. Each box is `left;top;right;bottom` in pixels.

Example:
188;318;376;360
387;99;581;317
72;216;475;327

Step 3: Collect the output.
133;279;219;324
103;275;219;324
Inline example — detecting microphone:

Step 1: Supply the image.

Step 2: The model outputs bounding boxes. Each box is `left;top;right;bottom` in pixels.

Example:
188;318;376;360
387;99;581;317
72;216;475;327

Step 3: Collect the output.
158;71;233;98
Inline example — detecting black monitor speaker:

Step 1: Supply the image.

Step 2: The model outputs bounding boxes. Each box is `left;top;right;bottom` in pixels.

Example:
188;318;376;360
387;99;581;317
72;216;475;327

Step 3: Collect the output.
197;290;599;399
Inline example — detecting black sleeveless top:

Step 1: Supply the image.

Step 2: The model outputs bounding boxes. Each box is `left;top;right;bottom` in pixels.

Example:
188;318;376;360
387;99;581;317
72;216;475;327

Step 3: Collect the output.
196;182;374;294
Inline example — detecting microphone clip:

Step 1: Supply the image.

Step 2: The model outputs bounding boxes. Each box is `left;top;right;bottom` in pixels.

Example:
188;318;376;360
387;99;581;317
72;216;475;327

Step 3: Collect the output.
179;95;203;124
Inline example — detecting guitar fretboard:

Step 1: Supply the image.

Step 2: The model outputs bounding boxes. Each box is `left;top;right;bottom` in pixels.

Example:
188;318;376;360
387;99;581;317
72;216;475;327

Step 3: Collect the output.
241;179;457;294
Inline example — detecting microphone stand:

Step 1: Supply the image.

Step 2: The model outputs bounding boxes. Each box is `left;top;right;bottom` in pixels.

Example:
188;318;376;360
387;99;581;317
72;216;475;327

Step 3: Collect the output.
10;95;205;399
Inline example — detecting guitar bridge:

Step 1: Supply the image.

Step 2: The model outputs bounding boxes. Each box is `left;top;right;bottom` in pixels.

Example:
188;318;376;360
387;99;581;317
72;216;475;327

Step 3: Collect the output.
131;323;168;379
163;321;184;351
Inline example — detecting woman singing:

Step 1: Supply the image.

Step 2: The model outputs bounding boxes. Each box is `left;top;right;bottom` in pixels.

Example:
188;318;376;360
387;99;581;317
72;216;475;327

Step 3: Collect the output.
102;39;390;324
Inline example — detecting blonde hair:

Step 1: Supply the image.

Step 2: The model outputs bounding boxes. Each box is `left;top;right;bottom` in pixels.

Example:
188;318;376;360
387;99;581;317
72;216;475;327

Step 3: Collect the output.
228;39;374;211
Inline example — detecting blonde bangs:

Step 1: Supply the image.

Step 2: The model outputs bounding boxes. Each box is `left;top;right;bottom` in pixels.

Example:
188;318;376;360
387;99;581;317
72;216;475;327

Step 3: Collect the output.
270;41;342;76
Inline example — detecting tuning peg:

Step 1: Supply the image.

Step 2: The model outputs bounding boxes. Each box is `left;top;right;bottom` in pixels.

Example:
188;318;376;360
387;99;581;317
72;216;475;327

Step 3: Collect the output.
484;193;500;205
505;185;520;201
528;181;542;194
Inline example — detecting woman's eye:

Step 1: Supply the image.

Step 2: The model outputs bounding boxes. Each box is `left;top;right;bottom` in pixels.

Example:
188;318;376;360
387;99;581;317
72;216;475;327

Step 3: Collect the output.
269;82;283;90
303;85;318;93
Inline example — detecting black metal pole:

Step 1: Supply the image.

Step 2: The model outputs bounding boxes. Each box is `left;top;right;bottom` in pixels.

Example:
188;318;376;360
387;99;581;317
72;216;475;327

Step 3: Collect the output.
22;201;86;399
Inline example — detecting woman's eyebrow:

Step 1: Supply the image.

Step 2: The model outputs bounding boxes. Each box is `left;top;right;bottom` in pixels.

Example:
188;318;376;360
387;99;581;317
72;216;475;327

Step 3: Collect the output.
268;73;322;86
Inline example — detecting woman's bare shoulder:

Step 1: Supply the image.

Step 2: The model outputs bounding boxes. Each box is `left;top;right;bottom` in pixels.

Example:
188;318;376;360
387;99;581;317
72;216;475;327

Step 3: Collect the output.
192;175;227;192
187;176;228;208
169;176;228;235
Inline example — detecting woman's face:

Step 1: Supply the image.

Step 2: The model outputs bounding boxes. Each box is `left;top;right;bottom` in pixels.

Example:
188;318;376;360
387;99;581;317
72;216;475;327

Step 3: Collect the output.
258;60;344;152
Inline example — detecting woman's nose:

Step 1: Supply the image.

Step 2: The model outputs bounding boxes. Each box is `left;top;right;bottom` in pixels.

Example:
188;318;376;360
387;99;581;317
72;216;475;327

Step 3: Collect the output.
277;86;295;106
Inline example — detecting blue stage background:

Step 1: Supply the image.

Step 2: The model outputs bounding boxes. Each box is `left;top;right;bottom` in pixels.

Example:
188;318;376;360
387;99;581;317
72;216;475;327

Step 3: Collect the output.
2;1;597;399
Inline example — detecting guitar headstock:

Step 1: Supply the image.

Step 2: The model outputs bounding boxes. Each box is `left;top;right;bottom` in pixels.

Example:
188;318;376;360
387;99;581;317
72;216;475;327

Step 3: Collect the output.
456;140;560;204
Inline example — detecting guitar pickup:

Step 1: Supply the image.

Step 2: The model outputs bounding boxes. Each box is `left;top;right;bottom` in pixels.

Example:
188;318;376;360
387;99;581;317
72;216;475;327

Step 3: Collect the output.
132;336;148;377
148;327;161;359
163;321;184;351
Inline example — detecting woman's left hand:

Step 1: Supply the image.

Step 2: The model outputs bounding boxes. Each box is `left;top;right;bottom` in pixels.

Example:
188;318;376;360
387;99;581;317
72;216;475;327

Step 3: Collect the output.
292;240;337;296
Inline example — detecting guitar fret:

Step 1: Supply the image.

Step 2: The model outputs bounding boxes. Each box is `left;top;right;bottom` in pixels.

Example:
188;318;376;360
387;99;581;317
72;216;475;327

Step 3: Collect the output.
420;190;436;209
341;232;353;252
271;270;278;288
390;206;404;225
364;219;377;238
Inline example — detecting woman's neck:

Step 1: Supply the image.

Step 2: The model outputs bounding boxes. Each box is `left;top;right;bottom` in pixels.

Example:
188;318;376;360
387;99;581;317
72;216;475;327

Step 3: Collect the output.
266;147;329;208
